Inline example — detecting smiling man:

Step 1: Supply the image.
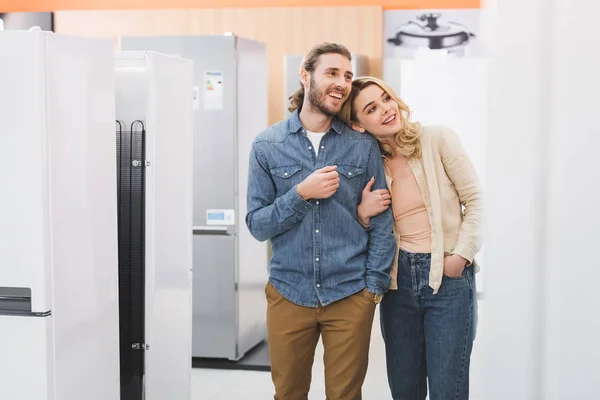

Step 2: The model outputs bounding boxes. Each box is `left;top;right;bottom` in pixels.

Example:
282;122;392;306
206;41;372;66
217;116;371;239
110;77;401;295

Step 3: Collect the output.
245;42;396;400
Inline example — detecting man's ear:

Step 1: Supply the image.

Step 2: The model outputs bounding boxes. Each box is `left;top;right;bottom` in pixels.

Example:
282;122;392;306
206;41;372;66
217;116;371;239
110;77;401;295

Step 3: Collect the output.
299;68;309;89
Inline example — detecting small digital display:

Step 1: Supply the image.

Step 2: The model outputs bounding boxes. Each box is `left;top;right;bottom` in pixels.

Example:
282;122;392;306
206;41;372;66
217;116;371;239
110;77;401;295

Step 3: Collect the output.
207;212;225;221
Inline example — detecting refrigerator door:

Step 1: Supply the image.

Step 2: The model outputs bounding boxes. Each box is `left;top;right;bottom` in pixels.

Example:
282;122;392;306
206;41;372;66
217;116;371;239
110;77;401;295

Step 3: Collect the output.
0;315;53;400
44;33;121;400
0;31;52;314
142;51;195;400
192;232;236;358
187;37;238;359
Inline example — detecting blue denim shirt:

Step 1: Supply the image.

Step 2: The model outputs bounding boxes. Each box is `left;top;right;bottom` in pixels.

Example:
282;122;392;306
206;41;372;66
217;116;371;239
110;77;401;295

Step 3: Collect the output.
245;110;396;307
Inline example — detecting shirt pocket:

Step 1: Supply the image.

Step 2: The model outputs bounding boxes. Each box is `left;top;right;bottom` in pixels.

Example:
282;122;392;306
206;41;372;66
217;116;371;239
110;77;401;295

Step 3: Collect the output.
270;163;303;195
336;164;365;193
334;164;366;202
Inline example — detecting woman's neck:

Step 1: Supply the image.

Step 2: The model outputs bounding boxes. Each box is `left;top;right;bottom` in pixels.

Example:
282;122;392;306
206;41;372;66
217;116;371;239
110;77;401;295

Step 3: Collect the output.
390;151;408;163
382;136;396;147
384;143;408;163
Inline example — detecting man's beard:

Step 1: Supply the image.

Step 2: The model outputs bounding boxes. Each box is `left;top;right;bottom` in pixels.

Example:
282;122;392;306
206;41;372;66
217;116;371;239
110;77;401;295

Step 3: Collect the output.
307;77;343;117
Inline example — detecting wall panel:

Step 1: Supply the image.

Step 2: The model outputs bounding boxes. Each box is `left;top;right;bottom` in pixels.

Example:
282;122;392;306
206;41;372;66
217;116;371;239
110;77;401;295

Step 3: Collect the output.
54;7;383;124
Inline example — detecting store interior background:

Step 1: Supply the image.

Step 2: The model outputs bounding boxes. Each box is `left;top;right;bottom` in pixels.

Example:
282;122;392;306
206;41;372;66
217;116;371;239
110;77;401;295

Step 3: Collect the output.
1;0;598;398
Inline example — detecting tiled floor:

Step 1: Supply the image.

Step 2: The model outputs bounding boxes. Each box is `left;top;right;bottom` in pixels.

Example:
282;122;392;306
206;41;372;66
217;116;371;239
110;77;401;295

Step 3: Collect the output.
191;302;485;399
192;310;390;400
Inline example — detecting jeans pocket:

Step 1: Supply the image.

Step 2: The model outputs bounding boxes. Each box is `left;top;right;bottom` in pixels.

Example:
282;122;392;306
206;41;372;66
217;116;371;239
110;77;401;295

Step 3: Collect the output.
443;268;468;281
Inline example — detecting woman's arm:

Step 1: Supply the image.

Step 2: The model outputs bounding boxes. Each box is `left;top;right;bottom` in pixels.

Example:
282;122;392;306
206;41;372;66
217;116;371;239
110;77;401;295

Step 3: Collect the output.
357;176;391;227
439;128;484;265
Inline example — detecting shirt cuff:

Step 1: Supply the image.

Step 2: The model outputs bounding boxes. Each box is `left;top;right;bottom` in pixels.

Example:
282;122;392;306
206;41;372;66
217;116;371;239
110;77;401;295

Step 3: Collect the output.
358;218;371;229
283;185;312;213
451;245;475;266
365;276;390;296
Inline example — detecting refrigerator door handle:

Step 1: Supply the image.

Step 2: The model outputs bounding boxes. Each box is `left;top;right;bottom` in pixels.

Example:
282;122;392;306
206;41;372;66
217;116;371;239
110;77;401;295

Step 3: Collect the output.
0;287;32;314
192;226;231;236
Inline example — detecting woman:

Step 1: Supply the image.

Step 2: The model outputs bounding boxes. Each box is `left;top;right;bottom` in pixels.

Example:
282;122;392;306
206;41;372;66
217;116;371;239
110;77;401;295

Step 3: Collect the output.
346;77;483;400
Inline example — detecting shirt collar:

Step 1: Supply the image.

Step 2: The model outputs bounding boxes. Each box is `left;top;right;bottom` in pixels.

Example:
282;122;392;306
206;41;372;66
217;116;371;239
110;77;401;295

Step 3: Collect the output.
287;108;344;135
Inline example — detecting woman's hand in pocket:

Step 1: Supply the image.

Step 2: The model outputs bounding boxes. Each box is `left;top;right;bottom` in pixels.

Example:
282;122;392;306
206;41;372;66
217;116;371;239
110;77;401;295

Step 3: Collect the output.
443;254;468;278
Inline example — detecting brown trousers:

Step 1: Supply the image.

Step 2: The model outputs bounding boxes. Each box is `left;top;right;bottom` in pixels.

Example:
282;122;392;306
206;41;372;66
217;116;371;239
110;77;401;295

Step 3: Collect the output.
265;282;376;400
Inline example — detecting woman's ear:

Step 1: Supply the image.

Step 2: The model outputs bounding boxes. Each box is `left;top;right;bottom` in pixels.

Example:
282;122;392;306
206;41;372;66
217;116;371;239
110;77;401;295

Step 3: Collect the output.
350;121;366;133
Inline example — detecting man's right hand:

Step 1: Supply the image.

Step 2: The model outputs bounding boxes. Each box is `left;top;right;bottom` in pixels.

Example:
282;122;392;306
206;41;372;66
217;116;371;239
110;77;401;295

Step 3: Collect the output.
297;165;339;200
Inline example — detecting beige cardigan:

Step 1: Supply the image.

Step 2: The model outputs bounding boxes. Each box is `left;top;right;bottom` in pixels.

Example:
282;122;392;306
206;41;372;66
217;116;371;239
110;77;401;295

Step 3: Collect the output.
385;125;483;294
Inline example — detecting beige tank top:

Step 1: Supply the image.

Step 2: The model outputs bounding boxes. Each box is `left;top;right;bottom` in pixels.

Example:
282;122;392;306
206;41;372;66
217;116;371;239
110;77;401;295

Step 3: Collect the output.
387;156;432;253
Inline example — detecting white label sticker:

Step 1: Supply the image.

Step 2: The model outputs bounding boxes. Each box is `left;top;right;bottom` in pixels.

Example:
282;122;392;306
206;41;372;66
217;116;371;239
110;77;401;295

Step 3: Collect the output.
203;71;223;111
206;209;235;225
192;86;200;109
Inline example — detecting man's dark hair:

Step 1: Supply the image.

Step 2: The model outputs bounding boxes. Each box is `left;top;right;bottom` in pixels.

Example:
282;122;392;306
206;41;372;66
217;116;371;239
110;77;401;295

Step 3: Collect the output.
288;42;352;113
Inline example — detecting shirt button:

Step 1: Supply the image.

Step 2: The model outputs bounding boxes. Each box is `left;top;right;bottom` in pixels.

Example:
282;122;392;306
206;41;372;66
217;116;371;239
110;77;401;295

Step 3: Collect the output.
317;284;321;288
284;172;288;176
316;258;319;262
308;146;312;150
321;145;325;149
315;229;319;233
316;201;319;205
349;172;352;176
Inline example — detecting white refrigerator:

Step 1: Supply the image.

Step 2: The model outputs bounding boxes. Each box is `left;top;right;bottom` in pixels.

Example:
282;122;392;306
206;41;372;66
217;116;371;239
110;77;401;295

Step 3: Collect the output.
114;51;195;400
0;31;120;400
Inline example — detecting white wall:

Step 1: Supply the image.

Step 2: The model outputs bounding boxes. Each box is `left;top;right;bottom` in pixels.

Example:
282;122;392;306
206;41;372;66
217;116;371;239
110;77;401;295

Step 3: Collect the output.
478;0;600;399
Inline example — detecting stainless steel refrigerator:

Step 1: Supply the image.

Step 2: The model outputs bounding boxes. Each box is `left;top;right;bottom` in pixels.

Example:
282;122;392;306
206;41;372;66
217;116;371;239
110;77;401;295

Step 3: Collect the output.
120;34;269;361
283;52;369;118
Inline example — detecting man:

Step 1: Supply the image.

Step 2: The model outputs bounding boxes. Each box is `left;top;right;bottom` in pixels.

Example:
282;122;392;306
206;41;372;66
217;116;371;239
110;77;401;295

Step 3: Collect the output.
245;42;396;400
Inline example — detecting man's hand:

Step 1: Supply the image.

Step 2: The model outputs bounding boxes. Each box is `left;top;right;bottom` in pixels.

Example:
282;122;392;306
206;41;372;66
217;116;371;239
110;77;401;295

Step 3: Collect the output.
297;165;339;200
443;254;468;278
357;176;391;226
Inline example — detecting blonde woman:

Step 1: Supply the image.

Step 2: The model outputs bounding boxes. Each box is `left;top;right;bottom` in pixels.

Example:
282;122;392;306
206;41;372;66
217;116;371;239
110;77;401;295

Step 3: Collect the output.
345;77;483;400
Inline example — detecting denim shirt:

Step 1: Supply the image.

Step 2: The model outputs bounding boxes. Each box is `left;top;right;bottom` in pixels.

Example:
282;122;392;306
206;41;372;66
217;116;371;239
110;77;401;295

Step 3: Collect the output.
245;110;396;307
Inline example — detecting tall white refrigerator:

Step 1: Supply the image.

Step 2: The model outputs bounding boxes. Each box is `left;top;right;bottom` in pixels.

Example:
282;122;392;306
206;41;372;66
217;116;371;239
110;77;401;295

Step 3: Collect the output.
114;50;195;400
0;31;120;400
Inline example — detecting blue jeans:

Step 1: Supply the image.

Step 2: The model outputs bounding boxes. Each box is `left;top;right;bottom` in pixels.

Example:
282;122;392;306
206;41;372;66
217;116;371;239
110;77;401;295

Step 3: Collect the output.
380;250;478;400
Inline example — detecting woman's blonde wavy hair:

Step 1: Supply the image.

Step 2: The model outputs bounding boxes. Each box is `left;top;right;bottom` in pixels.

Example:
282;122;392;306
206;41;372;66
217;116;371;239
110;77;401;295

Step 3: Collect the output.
339;76;422;159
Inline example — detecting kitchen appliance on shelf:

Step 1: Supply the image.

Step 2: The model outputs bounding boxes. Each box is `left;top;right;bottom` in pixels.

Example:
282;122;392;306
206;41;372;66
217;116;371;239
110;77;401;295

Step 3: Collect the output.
0;30;120;400
114;51;195;400
386;12;476;58
283;53;369;118
120;35;269;361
